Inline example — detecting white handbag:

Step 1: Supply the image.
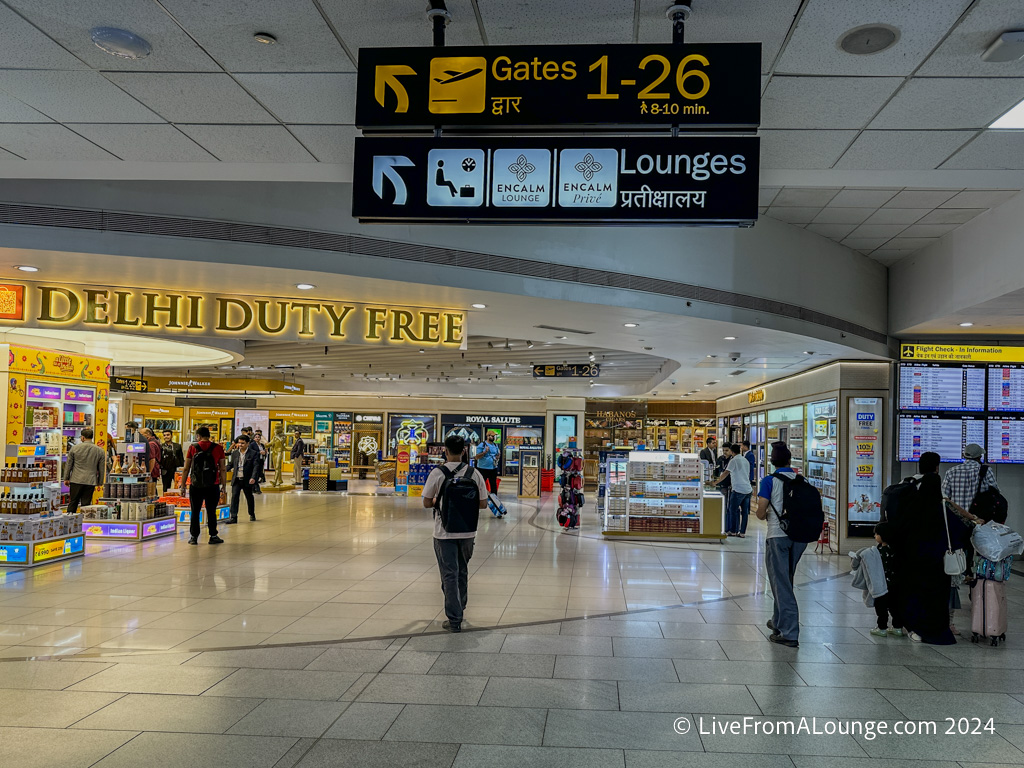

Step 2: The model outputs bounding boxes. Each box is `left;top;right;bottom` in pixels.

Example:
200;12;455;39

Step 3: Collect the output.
942;503;967;576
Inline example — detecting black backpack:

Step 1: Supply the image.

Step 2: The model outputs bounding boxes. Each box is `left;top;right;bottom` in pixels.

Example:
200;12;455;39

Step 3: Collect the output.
190;443;218;489
969;464;1008;522
880;476;920;526
160;441;179;471
768;471;825;544
434;463;481;534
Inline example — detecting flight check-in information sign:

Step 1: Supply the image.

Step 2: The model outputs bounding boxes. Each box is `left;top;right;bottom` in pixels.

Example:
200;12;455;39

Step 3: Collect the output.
353;135;758;224
357;43;761;131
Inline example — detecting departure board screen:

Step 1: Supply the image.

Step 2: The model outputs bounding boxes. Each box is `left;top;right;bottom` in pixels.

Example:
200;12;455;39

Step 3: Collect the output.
898;363;986;412
987;365;1024;412
897;414;985;463
987;417;1024;463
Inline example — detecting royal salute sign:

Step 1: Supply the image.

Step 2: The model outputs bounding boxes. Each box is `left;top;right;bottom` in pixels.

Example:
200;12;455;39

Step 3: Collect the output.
356;43;760;131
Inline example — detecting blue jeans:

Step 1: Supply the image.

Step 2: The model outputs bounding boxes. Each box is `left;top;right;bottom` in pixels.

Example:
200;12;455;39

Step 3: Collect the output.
766;536;807;642
726;491;750;534
433;537;474;625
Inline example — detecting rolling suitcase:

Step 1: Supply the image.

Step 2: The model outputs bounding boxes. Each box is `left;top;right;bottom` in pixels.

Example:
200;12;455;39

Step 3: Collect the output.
487;492;507;517
971;579;1008;646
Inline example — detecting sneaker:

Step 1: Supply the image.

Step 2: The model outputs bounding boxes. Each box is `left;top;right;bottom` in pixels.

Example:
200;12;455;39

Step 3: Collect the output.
870;628;888;637
249;516;257;522
909;631;923;643
226;518;238;525
209;535;224;544
889;628;905;637
187;536;198;545
768;632;798;648
766;619;776;632
738;533;745;538
442;620;461;633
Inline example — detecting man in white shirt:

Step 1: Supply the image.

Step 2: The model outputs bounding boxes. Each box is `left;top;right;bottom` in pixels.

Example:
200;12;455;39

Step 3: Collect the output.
715;442;752;537
422;434;489;633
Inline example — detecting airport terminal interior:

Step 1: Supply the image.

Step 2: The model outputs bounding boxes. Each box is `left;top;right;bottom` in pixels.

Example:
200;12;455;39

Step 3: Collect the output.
3;1;1024;766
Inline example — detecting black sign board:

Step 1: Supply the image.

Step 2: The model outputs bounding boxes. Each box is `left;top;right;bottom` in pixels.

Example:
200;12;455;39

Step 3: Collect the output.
110;376;149;393
353;135;758;225
533;364;601;379
356;43;760;132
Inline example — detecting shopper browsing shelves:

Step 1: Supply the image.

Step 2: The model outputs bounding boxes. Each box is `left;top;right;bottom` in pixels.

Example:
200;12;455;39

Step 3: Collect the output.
715;443;752;537
64;427;105;515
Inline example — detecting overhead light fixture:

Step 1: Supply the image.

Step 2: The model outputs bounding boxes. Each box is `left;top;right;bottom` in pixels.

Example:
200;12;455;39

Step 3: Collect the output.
982;30;1024;63
624;323;639;328
15;265;38;272
526;341;534;348
643;346;654;350
555;336;567;340
991;98;1024;129
804;350;816;355
959;322;975;327
253;32;278;45
418;348;425;353
838;24;900;55
296;283;315;290
471;303;487;309
91;27;152;59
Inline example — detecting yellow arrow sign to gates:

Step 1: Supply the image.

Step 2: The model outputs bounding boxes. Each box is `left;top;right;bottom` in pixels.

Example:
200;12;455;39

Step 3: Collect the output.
374;65;417;113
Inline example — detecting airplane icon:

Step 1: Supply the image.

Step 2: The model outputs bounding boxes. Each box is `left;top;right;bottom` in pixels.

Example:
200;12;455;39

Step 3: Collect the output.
433;67;484;87
429;56;486;114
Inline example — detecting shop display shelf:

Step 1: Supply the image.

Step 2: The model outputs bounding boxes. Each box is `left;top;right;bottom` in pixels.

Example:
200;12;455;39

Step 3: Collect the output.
0;531;85;567
83;513;177;541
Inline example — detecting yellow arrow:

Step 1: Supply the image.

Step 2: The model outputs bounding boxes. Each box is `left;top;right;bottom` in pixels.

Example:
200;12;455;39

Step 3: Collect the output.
374;65;416;113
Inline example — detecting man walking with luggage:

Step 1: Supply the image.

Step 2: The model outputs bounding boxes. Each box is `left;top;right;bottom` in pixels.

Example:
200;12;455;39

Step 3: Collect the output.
422;434;488;633
160;429;184;493
65;428;106;514
755;442;804;647
179;426;226;546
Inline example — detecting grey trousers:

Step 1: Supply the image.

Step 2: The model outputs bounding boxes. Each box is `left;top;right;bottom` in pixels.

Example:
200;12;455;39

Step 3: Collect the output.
433;537;475;625
766;536;807;643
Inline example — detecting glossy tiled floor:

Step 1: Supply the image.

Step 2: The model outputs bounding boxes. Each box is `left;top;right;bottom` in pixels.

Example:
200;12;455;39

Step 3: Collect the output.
3;492;1024;767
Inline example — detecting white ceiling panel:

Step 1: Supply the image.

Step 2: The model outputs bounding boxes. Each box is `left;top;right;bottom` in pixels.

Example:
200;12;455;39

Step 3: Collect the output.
478;0;633;44
834;130;973;170
841;237;891;251
871;248;920;263
810;207;874;225
234;74;356;124
942;131;1024;170
828;188;898;207
862;207;929;225
764;206;820;224
900;223;960;237
847;224;908;239
0;124;116;160
774;0;972;76
885;236;942;250
288;125;358;164
761;76;901;129
758;187;782;206
0;3;87;69
318;0;482;53
3;0;218;72
805;222;857;239
69;124;216;162
0;146;20;160
870;77;1024;130
918;0;1024;77
759;129;857;169
772;187;840;206
940;189;1020;208
915;208;985;224
158;0;355;72
883;189;961;208
0;92;53;123
177;124;315;163
637;0;802;72
0;70;161;123
104;73;275;124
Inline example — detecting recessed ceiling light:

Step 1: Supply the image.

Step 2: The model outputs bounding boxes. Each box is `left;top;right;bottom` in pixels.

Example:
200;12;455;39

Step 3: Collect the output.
15;265;38;272
91;27;152;59
991;97;1024;129
959;322;975;327
418;348;425;353
623;323;639;328
723;336;736;341
295;283;315;290
253;32;277;45
803;350;815;355
471;303;487;309
838;24;900;55
643;346;654;351
555;336;567;340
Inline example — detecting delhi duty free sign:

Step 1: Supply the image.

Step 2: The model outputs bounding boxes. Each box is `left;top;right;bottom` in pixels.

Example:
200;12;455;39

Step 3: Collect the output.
353;135;758;225
356;43;760;131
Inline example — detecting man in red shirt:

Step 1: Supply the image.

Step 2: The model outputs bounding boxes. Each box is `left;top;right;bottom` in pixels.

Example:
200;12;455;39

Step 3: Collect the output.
140;428;162;483
179;426;227;545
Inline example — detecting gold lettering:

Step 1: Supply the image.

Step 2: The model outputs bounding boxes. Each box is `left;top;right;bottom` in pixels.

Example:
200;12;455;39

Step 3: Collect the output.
443;312;464;345
365;307;387;340
390;309;419;342
113;291;140;327
421;312;440;343
37;286;81;323
186;296;203;329
289;302;320;336
216;298;253;332
142;293;181;328
83;289;109;325
324;304;354;338
255;300;288;334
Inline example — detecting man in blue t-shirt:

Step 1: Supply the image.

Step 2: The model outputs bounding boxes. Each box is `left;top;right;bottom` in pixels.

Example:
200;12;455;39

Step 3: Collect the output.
475;432;500;496
755;441;804;648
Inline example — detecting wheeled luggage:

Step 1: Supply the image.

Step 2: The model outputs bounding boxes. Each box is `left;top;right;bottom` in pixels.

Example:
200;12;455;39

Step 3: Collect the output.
971;578;1008;646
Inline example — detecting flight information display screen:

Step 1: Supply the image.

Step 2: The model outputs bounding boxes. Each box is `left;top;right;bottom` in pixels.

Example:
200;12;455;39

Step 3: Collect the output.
987;365;1024;412
986;417;1024;464
897;414;985;463
898;363;986;412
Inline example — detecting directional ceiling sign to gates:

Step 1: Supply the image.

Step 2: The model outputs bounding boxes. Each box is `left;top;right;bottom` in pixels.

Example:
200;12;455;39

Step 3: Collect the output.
356;43;761;131
352;135;759;225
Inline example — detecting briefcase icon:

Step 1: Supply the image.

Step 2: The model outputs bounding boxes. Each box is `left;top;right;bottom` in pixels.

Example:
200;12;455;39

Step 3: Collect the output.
459;185;475;198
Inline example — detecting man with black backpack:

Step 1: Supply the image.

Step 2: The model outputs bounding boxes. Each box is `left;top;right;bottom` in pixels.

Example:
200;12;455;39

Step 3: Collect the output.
942;443;1002;520
755;441;824;648
179;426;227;546
421;434;489;633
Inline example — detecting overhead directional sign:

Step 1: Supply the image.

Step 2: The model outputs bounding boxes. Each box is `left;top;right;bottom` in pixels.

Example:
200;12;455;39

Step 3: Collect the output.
353;135;759;225
534;364;601;379
357;43;761;131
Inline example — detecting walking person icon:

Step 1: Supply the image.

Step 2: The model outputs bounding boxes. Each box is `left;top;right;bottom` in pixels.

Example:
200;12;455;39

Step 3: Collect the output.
435;160;458;197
